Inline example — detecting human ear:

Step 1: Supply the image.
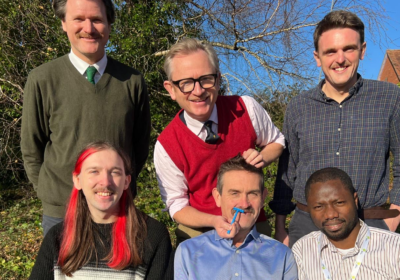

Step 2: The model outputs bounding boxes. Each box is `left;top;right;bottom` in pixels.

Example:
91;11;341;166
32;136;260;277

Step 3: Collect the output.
73;174;82;190
212;188;222;207
163;81;176;100
313;50;322;67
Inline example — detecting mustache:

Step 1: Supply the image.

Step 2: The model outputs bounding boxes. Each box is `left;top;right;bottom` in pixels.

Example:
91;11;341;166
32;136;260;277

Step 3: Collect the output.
331;62;351;68
93;187;115;193
78;32;102;39
231;207;254;215
322;218;345;226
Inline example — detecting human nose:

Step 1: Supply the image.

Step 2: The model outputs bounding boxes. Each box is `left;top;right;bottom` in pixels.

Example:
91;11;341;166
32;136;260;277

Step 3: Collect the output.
324;205;339;220
191;80;205;96
82;19;95;34
237;194;251;209
336;50;345;64
98;171;113;186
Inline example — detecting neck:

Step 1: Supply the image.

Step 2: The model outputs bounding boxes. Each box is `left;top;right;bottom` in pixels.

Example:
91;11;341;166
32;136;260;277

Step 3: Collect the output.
330;221;361;249
232;229;250;248
71;48;105;65
322;83;350;103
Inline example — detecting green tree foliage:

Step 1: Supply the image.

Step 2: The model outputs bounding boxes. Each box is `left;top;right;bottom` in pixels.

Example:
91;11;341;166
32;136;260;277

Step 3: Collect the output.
0;1;195;277
0;0;193;191
0;0;70;187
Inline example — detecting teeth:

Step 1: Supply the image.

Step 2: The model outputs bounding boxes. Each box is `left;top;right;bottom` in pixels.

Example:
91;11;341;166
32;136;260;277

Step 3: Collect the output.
335;67;346;71
97;192;112;196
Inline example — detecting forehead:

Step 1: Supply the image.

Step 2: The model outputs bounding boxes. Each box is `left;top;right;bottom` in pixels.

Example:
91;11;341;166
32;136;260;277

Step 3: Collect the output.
170;50;214;79
65;0;106;16
82;149;124;169
308;179;351;203
318;28;361;50
221;170;261;193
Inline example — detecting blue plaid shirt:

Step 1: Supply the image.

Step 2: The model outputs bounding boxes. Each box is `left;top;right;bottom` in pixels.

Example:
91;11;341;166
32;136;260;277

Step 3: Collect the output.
270;75;400;215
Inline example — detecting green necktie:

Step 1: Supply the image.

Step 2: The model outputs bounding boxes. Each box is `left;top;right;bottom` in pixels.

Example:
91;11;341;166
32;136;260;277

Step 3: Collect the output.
86;66;97;85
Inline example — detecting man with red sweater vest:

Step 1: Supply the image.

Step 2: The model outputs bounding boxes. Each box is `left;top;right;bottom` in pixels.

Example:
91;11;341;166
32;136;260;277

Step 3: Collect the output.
154;38;285;243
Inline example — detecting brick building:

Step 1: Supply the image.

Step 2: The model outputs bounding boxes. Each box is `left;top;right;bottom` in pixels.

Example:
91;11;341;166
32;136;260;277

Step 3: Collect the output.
378;49;400;84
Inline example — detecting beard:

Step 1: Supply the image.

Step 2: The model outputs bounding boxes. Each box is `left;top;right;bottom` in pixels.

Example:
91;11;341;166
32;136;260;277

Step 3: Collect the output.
321;215;359;242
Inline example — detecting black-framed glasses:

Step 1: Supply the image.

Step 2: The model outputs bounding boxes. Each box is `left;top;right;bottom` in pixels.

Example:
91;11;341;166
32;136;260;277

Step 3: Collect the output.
171;74;218;93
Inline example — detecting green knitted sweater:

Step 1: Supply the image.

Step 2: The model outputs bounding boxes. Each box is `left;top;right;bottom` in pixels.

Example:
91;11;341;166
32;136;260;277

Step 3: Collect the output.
21;55;150;218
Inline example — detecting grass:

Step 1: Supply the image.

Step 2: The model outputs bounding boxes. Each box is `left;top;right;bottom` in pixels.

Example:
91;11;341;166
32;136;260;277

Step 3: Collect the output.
0;187;42;279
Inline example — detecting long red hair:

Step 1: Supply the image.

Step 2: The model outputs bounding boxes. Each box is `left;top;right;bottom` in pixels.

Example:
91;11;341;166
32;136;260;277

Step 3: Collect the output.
57;142;146;276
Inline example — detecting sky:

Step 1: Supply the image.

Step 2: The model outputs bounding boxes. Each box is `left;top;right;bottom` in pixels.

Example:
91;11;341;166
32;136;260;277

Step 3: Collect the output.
359;0;400;79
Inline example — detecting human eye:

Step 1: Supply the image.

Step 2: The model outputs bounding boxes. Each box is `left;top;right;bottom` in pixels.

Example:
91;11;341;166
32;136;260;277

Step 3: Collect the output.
200;75;215;86
179;79;192;86
249;191;260;198
229;190;239;197
313;205;322;210
111;169;122;176
88;169;98;174
73;16;84;22
92;17;103;24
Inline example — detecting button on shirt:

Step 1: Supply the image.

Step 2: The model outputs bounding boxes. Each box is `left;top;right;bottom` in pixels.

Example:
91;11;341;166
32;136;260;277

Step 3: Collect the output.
174;227;298;280
155;96;285;219
271;76;400;215
68;50;107;84
292;220;400;280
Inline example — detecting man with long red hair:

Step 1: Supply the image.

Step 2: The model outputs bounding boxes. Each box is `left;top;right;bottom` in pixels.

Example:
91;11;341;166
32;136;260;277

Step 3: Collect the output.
29;142;173;279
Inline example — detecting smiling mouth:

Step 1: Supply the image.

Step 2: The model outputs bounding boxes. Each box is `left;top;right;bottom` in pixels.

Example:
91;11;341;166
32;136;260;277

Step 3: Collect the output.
323;220;344;231
97;192;113;197
332;65;350;72
189;96;209;103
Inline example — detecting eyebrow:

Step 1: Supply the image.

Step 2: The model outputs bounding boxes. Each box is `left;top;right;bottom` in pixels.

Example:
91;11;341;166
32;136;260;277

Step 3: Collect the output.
84;166;124;171
322;44;359;55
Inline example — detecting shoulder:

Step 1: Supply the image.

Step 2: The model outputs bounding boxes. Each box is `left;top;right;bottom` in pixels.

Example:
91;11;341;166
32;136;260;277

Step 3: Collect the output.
145;215;169;234
28;55;69;80
40;221;64;254
144;215;171;247
291;230;320;252
177;230;213;253
284;86;318;118
369;226;400;243
258;234;294;255
361;79;400;98
106;56;144;79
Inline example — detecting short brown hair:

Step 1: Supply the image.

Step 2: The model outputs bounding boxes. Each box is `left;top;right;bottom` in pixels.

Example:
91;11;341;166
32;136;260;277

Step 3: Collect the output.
216;154;264;194
314;10;364;51
53;0;115;24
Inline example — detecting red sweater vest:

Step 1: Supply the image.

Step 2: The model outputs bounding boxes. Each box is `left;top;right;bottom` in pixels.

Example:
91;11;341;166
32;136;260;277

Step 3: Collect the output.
158;96;266;221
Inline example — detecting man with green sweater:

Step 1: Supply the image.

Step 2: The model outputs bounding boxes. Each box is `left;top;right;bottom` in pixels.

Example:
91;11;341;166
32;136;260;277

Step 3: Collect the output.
20;0;150;235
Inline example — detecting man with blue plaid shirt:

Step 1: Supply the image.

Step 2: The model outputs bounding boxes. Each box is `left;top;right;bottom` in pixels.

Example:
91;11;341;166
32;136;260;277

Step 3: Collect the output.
270;10;400;248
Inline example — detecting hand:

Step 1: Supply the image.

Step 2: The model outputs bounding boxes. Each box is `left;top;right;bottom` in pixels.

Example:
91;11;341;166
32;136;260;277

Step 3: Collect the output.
275;225;289;246
384;204;400;232
242;148;264;168
213;216;241;239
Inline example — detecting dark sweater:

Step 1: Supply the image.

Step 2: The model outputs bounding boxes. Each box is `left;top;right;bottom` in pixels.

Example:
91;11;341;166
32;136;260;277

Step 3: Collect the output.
29;215;174;280
21;55;150;218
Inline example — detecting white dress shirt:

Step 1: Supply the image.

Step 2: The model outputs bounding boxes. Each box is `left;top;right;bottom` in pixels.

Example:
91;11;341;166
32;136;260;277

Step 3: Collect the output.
292;220;400;280
68;50;107;84
154;95;285;219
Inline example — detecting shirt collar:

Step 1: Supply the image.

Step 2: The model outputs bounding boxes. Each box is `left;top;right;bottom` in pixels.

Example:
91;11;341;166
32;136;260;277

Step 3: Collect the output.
184;104;218;136
318;74;364;101
214;225;262;247
68;50;107;76
320;219;366;255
